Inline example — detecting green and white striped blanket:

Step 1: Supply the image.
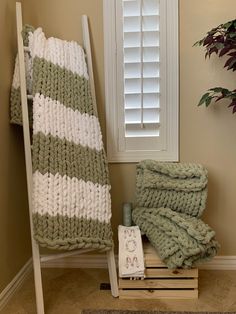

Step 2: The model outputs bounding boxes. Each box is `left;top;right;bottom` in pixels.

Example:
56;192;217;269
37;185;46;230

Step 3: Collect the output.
10;26;113;250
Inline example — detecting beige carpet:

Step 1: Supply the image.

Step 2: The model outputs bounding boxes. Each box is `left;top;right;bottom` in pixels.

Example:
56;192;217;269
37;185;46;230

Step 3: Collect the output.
82;311;236;314
2;269;236;314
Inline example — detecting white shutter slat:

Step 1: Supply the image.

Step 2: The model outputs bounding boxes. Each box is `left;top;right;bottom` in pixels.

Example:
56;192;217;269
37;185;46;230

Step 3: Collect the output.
124;78;141;93
142;93;160;107
143;0;159;15
125;74;159;79
143;16;159;31
125;108;160;122
124;32;141;47
124;77;160;94
124;63;141;78
124;47;159;63
143;31;159;46
124;62;159;78
124;31;159;48
143;47;159;62
124;16;159;32
126;123;160;137
125;93;160;109
143;77;160;93
123;0;159;15
124;16;140;32
143;62;159;77
123;0;140;16
124;47;140;62
124;13;159;18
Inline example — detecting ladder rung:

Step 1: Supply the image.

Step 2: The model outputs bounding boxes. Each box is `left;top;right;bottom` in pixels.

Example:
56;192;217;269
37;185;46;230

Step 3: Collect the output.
24;46;30;52
27;94;33;100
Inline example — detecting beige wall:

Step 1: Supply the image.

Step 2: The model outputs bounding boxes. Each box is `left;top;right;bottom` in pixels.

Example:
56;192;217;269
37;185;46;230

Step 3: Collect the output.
180;0;236;255
20;0;236;258
5;0;236;297
0;0;31;293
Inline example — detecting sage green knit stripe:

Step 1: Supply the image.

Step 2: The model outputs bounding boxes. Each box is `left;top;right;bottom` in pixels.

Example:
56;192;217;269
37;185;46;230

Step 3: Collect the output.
10;87;33;126
32;56;95;116
33;213;113;250
22;25;35;46
132;207;219;269
32;132;110;186
135;187;207;217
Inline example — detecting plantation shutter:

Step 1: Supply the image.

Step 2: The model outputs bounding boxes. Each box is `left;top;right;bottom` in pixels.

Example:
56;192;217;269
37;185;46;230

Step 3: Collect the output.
118;0;166;151
103;0;178;162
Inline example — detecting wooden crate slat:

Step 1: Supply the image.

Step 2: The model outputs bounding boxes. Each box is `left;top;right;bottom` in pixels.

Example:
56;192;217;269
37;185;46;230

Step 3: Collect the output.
119;278;198;289
145;267;198;278
119;241;199;299
143;242;163;255
143;243;158;254
145;258;167;267
145;252;162;259
119;289;198;299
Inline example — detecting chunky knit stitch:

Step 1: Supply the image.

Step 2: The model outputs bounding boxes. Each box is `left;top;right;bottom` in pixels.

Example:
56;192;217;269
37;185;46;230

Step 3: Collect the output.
136;160;208;217
10;26;113;250
132;207;219;269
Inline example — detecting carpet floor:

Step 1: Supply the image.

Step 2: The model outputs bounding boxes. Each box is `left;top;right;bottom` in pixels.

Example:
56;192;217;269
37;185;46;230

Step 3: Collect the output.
2;269;236;314
81;310;236;314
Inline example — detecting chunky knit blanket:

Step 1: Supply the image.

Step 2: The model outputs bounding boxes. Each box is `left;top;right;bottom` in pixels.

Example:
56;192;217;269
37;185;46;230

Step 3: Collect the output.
136;160;208;217
10;26;113;250
132;207;219;269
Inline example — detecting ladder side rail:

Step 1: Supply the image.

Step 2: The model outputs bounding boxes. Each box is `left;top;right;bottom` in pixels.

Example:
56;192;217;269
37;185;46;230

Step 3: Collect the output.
16;3;45;313
82;15;119;298
82;15;98;116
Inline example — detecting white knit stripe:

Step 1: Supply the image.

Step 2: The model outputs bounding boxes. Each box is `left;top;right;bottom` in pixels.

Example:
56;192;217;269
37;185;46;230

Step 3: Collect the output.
33;93;103;151
33;171;111;223
28;28;89;80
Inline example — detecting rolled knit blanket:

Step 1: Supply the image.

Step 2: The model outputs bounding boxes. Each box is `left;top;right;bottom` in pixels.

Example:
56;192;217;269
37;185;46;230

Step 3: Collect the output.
10;26;113;250
136;160;208;217
132;207;219;269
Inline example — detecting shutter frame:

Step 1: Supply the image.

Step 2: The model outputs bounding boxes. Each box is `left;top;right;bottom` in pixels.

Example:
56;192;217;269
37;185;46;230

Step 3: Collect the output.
104;0;179;162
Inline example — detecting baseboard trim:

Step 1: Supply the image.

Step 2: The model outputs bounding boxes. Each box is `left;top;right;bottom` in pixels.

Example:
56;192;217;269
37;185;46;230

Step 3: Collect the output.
41;254;109;269
198;256;236;270
41;254;236;270
0;259;32;312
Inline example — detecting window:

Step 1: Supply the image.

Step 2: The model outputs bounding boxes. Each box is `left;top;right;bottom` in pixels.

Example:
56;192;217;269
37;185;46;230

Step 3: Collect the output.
103;0;179;162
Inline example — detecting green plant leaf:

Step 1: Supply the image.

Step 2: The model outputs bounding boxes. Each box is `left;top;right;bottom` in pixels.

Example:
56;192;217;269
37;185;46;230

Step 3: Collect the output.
221;88;231;96
215;42;225;49
227;58;236;70
193;39;204;47
229;33;236;38
223;21;233;29
194;18;236;114
209;87;225;93
198;92;210;106
205;97;212;107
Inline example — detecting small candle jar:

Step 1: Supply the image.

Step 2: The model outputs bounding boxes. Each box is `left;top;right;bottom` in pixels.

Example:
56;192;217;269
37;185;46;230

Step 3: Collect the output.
122;202;132;227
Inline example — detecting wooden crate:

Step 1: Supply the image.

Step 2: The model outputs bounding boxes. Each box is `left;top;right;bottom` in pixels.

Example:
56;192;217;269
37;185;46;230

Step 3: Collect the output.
119;242;198;299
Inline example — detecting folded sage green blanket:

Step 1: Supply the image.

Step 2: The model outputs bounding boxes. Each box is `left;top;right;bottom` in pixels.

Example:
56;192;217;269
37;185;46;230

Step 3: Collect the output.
132;207;219;269
10;26;113;251
136;160;208;217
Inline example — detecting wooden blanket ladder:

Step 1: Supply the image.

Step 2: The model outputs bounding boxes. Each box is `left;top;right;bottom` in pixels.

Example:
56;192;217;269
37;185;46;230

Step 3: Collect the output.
15;2;119;313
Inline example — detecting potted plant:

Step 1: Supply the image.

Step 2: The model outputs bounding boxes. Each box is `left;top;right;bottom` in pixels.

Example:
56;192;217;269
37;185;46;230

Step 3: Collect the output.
194;19;236;113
